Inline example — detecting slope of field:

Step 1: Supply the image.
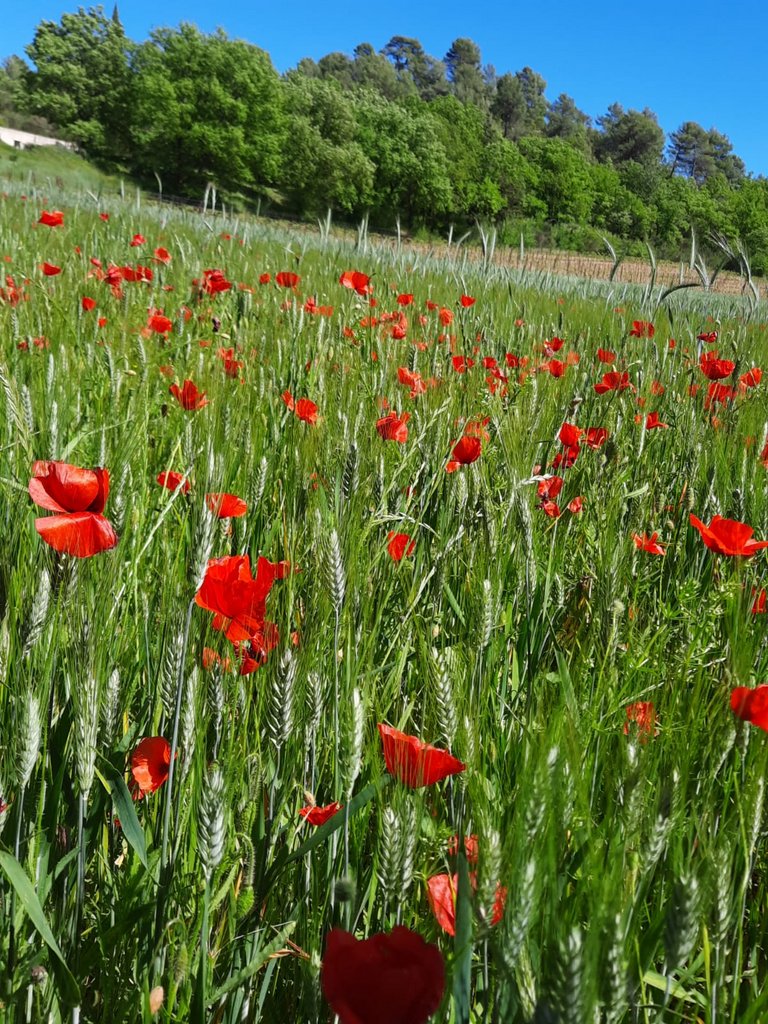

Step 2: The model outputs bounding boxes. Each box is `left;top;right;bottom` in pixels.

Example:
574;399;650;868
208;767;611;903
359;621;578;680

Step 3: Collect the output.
0;178;768;1023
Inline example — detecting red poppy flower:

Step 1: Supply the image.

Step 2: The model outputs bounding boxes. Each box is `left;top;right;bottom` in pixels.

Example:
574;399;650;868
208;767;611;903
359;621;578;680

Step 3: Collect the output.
623;702;657;740
153;247;172;265
446;435;481;473
633;532;665;555
585;427;608;450
595;371;632;394
130;233;145;247
202;647;232;671
376;411;410;443
147;312;173;335
447;834;479;864
541;359;566;377
398;367;426;398
170;379;208;410
282;390;318;424
38;210;64;227
697;330;718;344
276;271;300;288
540;500;561;518
597;348;616;363
397;293;414;306
644;411;668;430
559;423;582;449
731;686;768;732
339;270;371;295
387;532;415;561
206;492;248;518
29;460;118;557
299;802;342;826
752;589;767;614
377;723;465;788
157;471;190;494
568;496;583;514
81;296;96;312
200;268;231;295
196;554;290;643
321;926;444;1024
259;272;271;284
740;368;762;389
689;514;768;557
460;295;475;308
537;476;563;501
629;320;655;339
218;347;243;378
130;737;172;798
426;873;506;937
451;355;474;373
438;307;454;326
42;262;61;276
699;352;735;380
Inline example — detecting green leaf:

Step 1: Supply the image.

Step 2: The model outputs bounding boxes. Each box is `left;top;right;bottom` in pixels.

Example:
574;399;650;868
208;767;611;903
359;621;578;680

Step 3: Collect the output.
452;851;473;1024
208;922;296;1003
99;764;148;868
0;849;80;1004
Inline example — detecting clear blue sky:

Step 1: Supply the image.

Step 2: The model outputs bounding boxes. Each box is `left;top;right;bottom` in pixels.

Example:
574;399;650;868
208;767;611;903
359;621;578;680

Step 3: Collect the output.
4;0;768;176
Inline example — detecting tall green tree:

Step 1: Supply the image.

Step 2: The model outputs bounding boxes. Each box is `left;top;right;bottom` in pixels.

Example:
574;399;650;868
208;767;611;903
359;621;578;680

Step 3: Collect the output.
491;73;526;140
515;67;548;134
444;38;487;107
380;37;447;100
668;121;745;185
546;93;591;154
129;25;285;196
594;104;665;167
24;6;133;160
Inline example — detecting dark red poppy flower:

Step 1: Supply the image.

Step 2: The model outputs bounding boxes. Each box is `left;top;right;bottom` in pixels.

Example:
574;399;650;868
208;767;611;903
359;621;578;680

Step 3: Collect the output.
30;460;118;557
597;348;616;363
156;471;190;494
235;622;281;675
752;589;767;614
322;926;444;1024
82;296;96;312
699;352;735;380
130;233;145;247
460;295;475;308
731;686;768;732
195;554;290;643
697;330;718;344
170;379;208;410
397;293;414;306
540;500;561;518
376;411;410;443
42;262;61;276
623;702;657;740
387;532;415;561
130;737;172;798
689;514;768;557
633;532;665;555
339;270;371;295
446;435;481;473
426;873;506;936
378;723;465;788
206;492;248;518
595;371;632;394
276;271;300;288
38;210;64;227
629;320;655;339
259;272;271;284
299;802;342;826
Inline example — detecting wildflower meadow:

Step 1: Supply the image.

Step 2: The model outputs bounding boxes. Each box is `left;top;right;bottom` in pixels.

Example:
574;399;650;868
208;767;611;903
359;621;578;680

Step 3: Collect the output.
2;182;768;1024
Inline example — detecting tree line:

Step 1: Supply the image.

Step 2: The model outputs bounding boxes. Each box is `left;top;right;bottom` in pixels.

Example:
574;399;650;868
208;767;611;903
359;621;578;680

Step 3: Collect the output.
2;7;768;271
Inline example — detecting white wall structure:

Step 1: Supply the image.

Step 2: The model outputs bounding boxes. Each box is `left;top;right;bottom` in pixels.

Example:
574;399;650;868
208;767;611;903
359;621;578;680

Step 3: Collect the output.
0;127;76;151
